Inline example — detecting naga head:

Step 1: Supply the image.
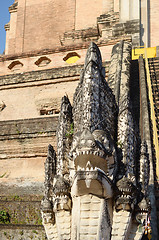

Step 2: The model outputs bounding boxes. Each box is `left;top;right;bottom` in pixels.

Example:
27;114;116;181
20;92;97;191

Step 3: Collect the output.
69;43;118;198
70;128;116;179
52;175;71;212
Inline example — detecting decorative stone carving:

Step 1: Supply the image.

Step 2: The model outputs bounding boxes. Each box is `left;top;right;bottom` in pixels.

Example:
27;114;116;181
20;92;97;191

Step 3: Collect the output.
4;23;10;31
8;60;23;71
35;56;51;67
135;141;150;226
56;95;73;177
63;52;80;64
9;1;18;13
0;101;6;112
42;42;155;240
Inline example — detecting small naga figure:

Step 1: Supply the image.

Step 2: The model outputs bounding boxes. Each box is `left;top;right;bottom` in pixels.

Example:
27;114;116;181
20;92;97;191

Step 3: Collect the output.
41;42;157;239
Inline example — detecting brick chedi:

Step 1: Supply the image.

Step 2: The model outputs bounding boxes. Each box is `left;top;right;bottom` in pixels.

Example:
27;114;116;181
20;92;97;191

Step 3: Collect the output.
0;0;159;239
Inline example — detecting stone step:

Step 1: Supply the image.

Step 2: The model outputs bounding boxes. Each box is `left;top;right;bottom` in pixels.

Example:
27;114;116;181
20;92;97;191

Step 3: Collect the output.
155;181;159;223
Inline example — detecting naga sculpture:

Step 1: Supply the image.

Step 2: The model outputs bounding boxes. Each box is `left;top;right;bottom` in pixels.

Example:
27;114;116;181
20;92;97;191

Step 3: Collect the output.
41;42;155;239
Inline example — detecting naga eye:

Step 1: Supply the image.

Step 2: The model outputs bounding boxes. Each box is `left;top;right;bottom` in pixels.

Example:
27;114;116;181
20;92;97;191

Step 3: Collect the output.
80;139;85;145
91;142;96;147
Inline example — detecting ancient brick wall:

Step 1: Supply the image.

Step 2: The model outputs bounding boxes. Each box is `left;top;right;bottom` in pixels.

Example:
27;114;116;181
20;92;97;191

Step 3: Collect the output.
0;195;45;239
7;0;75;54
0;117;58;195
150;0;159;47
75;0;103;30
0;65;81;121
7;0;159;54
0;117;57;239
0;44;115;76
0;59;111;121
5;0;123;55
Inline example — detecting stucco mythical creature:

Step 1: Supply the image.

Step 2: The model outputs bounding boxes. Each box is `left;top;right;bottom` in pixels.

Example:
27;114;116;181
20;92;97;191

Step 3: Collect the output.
41;42;154;239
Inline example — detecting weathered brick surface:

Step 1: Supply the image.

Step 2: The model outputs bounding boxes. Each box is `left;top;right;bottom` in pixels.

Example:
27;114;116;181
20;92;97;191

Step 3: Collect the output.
0;74;79;122
0;196;42;225
0;224;46;240
150;0;159;47
0;62;110;122
75;0;103;30
0;117;58;198
0;225;45;240
0;44;113;76
7;0;75;54
0;117;58;137
5;0;121;54
112;19;140;46
0;65;82;86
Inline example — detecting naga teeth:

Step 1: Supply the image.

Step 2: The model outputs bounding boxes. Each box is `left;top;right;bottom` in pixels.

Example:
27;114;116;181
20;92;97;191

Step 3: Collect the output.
73;153;77;158
76;165;99;171
77;165;81;171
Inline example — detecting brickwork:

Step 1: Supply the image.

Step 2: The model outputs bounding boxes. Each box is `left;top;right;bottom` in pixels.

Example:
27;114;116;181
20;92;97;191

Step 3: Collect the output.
75;0;103;30
0;116;58;239
0;61;111;121
6;0;119;54
0;195;43;225
6;11;17;55
114;0;119;12
0;44;113;76
0;66;81;121
5;0;139;56
0;195;44;239
0;225;45;240
7;0;75;54
5;0;159;55
150;0;159;47
0;116;58;195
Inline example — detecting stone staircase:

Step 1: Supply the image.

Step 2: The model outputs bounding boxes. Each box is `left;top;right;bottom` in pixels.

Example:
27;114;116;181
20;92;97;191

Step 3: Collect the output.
155;181;159;223
149;57;159;140
148;57;159;222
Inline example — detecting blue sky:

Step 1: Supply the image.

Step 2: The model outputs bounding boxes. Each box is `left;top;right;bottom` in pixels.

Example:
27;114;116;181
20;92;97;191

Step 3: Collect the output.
0;1;14;54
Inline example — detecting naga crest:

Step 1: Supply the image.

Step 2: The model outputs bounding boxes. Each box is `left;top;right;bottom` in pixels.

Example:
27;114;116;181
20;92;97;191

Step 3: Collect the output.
41;42;152;240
